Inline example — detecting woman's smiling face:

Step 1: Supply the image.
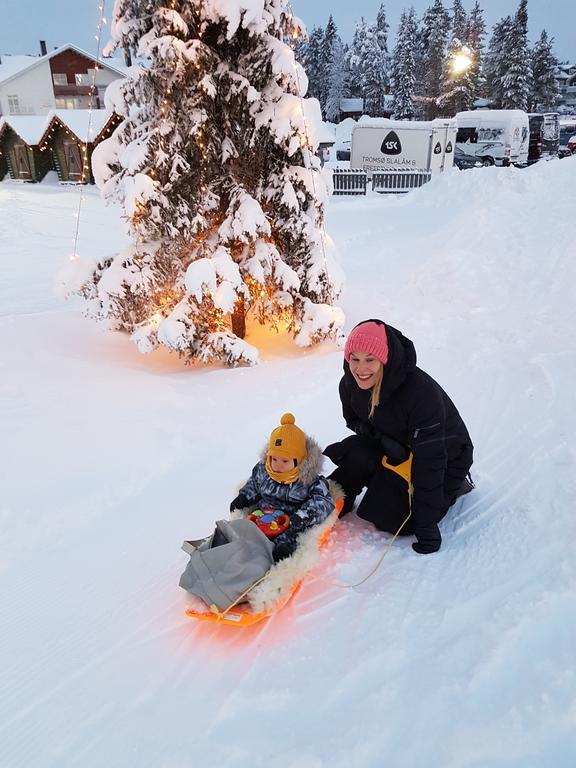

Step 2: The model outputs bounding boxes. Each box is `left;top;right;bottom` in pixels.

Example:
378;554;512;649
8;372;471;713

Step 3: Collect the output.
348;351;382;390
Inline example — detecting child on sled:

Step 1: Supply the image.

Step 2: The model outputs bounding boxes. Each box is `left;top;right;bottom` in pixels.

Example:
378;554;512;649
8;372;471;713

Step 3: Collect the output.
230;412;335;561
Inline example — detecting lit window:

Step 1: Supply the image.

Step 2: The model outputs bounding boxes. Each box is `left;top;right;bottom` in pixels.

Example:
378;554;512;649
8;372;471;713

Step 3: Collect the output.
7;95;20;114
75;73;88;86
53;73;68;85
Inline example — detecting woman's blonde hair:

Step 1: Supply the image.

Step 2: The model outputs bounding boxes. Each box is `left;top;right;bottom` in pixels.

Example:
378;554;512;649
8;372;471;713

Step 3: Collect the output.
369;364;383;419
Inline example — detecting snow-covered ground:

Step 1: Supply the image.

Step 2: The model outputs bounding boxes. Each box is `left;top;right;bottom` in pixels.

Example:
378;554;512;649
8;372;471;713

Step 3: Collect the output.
1;159;575;767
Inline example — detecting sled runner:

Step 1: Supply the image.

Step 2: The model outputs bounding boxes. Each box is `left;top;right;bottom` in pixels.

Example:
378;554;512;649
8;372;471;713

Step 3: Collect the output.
184;495;344;627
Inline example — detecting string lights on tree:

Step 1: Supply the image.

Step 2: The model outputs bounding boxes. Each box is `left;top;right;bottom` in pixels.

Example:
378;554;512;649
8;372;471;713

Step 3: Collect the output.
64;0;343;367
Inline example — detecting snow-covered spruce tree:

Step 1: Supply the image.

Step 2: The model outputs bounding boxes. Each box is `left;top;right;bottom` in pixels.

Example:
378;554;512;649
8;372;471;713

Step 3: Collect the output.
74;0;343;366
391;8;417;120
484;16;511;107
348;18;368;99
466;1;487;101
530;30;559;112
450;0;467;43
318;15;338;117
500;0;530;111
420;0;451;119
303;26;324;104
324;38;348;123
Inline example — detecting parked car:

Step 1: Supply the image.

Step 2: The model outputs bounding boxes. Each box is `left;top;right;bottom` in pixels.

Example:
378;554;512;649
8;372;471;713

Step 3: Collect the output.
567;134;576;155
453;146;482;169
559;121;576;157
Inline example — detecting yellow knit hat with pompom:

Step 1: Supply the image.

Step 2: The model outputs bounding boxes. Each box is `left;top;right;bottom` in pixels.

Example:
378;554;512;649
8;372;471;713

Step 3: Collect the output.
268;413;307;464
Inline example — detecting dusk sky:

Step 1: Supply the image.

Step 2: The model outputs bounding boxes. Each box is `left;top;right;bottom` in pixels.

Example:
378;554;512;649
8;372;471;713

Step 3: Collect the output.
0;0;573;61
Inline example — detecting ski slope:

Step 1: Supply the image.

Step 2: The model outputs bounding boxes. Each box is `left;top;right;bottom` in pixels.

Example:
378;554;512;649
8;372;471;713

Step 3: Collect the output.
1;159;575;768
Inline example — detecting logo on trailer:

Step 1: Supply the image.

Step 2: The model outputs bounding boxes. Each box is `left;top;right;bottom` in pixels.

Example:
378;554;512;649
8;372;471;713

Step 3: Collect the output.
433;141;442;154
445;141;453;153
380;131;402;155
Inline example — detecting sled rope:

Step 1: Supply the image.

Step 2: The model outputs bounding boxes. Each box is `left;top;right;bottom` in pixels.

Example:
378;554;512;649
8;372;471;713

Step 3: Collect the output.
328;483;413;589
209;572;270;620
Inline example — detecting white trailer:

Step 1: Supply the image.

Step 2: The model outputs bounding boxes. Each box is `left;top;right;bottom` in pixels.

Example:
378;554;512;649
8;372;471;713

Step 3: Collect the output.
455;109;529;167
350;118;457;177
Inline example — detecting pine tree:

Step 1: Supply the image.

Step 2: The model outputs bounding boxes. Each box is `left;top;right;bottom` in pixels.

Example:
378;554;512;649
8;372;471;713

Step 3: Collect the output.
530;30;559;111
318;16;339;114
363;23;388;116
325;38;348;122
484;16;511;107
304;26;325;103
361;4;391;115
348;18;369;100
451;0;467;41
420;0;451;119
466;1;487;101
73;0;343;366
392;8;417;120
501;0;531;110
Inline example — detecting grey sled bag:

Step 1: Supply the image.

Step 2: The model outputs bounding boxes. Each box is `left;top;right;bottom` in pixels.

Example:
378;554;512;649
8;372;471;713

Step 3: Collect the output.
179;518;275;611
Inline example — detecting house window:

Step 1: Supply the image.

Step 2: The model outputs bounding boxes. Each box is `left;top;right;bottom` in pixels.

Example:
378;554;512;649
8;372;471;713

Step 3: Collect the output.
75;73;88;86
52;73;68;85
7;95;20;114
55;97;76;109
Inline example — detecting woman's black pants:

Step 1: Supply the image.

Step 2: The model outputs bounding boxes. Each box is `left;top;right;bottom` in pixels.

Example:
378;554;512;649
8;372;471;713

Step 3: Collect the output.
324;435;473;535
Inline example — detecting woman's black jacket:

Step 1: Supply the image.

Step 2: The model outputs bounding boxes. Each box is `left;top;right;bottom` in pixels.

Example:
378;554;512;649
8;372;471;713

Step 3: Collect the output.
338;321;473;544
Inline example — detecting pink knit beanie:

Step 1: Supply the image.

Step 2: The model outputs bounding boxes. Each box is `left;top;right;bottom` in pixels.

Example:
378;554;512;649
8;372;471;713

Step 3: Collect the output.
344;321;389;365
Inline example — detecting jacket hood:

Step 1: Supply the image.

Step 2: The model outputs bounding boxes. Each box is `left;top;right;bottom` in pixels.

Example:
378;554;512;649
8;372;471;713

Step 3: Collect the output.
343;319;417;400
259;435;325;485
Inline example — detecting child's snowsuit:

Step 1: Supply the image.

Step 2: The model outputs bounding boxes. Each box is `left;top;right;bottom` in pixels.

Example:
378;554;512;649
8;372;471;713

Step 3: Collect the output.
235;437;334;560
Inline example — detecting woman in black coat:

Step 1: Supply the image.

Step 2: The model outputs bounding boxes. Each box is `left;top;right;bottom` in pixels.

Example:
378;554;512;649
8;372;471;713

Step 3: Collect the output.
324;319;474;554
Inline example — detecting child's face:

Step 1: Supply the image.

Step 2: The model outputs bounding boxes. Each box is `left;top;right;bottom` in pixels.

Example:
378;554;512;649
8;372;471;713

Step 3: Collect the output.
270;456;296;473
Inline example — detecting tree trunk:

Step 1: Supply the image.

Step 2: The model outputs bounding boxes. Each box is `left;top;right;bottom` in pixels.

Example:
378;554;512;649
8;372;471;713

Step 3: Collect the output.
231;298;246;339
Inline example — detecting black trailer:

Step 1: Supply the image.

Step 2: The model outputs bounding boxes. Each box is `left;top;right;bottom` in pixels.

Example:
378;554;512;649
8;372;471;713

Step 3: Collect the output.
528;113;559;164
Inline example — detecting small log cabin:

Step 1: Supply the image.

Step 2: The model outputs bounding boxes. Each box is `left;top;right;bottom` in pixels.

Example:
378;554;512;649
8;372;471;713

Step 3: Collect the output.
0;110;121;183
38;110;121;183
0;116;52;181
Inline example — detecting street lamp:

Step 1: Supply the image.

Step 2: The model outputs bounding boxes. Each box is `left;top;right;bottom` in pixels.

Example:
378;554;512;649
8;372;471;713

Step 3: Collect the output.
451;46;473;75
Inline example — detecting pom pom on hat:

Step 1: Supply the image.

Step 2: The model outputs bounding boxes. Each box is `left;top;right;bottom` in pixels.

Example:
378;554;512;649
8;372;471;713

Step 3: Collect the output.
344;321;389;365
268;412;307;463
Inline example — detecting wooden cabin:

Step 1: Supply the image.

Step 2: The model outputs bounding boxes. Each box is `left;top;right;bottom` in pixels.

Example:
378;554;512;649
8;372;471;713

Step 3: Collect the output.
0;116;53;181
38;110;121;183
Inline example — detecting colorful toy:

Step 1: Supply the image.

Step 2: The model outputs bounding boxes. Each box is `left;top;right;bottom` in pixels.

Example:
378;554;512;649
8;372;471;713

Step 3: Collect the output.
248;508;290;538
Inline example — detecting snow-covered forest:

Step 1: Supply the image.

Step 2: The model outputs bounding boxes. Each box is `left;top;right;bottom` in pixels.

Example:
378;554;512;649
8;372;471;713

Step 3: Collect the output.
298;0;562;120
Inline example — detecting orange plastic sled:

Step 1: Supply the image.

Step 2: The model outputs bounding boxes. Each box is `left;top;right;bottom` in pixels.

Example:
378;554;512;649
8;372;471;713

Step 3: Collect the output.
185;498;344;628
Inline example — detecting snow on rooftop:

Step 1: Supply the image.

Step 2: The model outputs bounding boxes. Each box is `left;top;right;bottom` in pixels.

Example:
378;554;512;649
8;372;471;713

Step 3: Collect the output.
340;98;364;112
0;109;113;145
0;54;40;84
51;110;112;142
317;122;336;144
0;115;50;145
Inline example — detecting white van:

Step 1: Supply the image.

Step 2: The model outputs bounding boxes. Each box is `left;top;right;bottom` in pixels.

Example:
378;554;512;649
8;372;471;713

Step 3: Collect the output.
455;109;530;167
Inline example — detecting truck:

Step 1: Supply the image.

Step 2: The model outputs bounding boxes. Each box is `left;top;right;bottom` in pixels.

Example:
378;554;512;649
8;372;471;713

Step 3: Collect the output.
527;112;559;164
455;109;529;167
350;118;457;177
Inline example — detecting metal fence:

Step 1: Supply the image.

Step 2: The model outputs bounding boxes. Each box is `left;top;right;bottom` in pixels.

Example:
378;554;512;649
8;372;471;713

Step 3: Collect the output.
332;169;367;195
372;169;432;193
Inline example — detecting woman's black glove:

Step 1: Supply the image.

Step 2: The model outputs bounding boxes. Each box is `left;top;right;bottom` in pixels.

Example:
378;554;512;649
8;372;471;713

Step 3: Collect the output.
412;524;441;554
229;494;250;512
378;434;410;464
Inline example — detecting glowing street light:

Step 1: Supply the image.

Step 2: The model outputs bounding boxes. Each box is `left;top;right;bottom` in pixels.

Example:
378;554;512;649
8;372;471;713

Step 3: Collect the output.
452;46;473;75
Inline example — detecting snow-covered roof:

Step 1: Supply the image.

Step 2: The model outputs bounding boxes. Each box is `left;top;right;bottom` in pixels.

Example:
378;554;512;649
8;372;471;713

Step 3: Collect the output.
340;98;364;112
0;109;115;145
50;109;114;143
0;115;49;144
317;122;336;145
0;54;39;84
0;44;125;86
